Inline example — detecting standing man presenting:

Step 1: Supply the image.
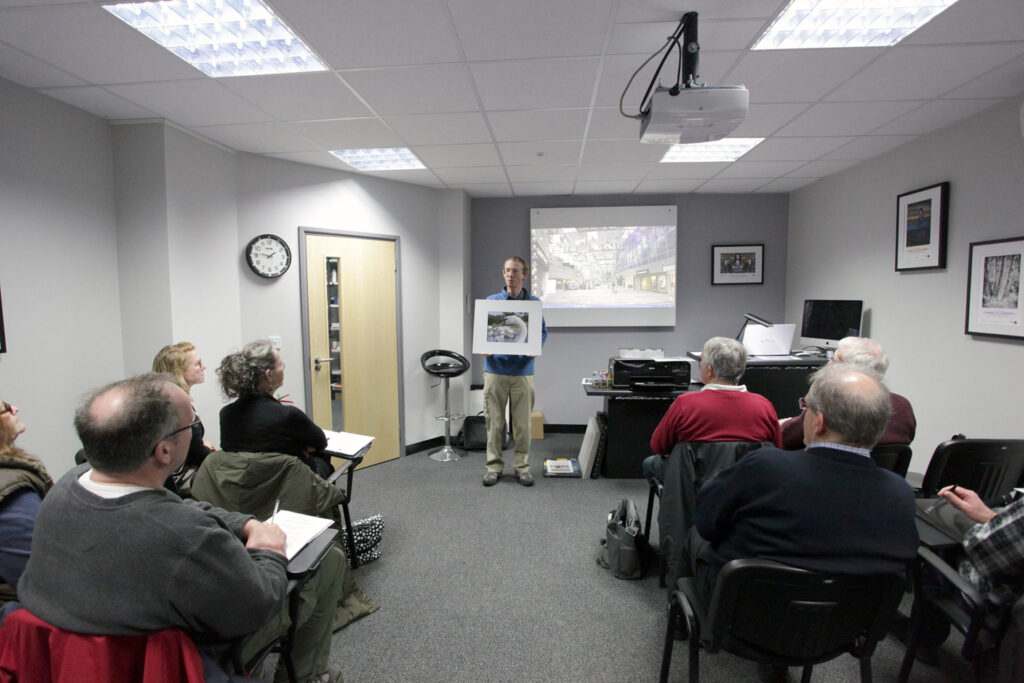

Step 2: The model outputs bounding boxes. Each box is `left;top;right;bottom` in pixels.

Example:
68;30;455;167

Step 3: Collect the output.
483;256;547;487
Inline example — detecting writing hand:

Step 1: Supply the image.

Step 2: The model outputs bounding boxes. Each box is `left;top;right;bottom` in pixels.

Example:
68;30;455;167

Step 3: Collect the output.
243;519;288;556
939;485;996;524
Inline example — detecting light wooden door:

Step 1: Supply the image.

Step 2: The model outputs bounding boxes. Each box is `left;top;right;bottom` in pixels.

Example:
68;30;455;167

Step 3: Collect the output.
305;233;401;469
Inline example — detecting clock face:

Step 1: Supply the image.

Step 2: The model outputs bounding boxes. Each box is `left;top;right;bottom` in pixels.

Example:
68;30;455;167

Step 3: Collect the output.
246;234;291;279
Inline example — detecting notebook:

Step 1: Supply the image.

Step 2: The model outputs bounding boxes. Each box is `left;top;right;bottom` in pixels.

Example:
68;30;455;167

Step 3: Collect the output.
741;323;795;356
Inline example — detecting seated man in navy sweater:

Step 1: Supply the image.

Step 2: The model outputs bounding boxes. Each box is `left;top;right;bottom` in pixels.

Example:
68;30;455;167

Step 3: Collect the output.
683;362;919;609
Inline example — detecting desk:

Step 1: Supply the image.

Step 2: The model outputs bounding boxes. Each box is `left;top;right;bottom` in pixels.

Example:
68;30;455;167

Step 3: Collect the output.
584;384;688;478
325;433;373;567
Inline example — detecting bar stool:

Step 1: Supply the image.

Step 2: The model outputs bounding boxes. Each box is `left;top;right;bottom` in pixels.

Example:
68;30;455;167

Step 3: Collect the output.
421;349;470;462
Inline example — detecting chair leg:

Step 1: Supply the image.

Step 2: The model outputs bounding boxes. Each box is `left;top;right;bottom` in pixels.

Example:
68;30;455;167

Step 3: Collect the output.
800;665;812;683
645;484;656;541
688;631;699;683
660;601;677;683
340;501;358;568
859;655;872;683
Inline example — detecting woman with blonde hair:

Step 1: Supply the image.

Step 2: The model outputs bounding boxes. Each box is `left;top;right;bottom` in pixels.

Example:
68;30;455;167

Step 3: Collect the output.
152;342;215;492
0;398;52;606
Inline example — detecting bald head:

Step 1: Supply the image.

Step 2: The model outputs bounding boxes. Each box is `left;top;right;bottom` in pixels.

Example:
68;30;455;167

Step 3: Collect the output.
74;373;188;475
834;337;888;376
804;362;891;448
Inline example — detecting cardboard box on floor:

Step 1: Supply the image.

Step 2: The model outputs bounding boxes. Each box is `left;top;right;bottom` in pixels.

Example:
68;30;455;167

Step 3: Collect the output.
531;411;544;439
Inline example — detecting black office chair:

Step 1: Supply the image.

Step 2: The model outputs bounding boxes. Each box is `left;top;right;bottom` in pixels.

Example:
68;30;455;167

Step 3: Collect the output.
916;438;1024;504
661;558;905;683
898;545;1019;682
420;349;470;462
870;443;912;478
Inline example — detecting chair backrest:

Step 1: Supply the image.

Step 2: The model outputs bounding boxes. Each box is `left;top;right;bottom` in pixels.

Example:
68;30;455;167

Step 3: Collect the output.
870;443;912;478
706;559;904;665
0;608;205;683
920;439;1024;503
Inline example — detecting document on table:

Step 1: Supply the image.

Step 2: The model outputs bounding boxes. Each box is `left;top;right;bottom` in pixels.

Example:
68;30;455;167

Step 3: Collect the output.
265;509;334;560
323;429;375;457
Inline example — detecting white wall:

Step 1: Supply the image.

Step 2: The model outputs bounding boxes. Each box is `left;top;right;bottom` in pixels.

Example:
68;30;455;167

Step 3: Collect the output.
787;97;1024;472
0;78;125;478
437;190;472;418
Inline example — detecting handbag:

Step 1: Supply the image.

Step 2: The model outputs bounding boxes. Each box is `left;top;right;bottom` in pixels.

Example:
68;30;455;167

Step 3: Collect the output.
346;514;384;568
457;412;510;451
596;498;648;580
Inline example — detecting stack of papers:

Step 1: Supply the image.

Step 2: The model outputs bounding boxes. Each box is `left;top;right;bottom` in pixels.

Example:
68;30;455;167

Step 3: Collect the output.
323;429;374;457
265;509;334;560
543;459;582;477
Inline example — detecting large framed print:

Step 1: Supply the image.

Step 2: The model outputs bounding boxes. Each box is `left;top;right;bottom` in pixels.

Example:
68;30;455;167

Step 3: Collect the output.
712;244;763;285
896;182;948;271
965;236;1024;340
473;299;543;356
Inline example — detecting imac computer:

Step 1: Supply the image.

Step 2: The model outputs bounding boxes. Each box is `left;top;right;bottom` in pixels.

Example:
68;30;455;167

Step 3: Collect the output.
798;299;863;350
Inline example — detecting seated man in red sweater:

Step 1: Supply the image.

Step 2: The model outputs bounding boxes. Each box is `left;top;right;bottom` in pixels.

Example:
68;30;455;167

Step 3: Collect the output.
642;337;781;485
779;337;915;449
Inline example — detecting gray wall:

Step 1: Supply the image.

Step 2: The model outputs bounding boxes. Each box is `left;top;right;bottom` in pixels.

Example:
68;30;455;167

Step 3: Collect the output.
471;193;790;426
787;97;1024;473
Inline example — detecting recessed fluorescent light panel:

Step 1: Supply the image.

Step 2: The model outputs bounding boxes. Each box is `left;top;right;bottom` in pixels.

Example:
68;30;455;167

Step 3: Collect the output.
660;138;763;163
103;0;327;77
753;0;959;50
330;148;426;171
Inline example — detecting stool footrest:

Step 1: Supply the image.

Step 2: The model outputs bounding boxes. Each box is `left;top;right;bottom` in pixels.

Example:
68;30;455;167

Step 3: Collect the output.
435;413;465;422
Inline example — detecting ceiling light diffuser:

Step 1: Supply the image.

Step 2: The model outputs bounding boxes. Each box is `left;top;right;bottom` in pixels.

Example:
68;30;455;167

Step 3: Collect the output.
660;138;764;163
752;0;959;50
330;148;426;171
103;0;327;77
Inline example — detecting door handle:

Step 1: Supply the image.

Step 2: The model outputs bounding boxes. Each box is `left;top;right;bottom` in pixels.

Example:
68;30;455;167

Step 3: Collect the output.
314;357;333;371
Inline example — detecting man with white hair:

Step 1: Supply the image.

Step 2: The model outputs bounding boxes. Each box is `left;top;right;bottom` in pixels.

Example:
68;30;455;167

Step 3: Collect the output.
780;336;915;449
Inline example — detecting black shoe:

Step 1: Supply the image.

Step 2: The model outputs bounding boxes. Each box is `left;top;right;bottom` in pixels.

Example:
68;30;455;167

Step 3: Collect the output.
889;614;939;667
483;471;500;486
757;663;789;683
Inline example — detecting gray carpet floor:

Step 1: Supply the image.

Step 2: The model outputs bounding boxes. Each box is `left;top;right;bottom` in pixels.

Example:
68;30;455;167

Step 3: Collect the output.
320;434;968;682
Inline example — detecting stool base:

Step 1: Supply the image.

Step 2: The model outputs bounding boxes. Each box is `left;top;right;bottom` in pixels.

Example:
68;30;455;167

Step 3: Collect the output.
428;445;463;462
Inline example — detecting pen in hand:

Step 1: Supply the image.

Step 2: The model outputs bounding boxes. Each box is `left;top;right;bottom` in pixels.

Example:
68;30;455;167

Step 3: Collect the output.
925;485;957;514
271;498;280;525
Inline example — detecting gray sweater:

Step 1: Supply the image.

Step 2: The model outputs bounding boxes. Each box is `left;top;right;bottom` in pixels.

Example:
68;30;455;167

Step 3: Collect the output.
19;465;288;652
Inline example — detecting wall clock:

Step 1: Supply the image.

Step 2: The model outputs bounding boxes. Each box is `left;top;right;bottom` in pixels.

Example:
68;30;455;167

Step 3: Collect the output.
245;234;291;279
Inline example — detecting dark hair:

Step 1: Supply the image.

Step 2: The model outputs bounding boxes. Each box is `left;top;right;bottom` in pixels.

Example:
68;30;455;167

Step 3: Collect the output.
805;363;891;448
217;339;277;399
74;373;180;475
504;256;529;273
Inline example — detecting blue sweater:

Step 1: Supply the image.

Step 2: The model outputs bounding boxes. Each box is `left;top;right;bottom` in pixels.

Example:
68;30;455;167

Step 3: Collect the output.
483;288;548;376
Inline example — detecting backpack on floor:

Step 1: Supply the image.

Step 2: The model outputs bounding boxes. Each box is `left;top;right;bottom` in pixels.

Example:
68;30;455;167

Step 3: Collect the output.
596;498;648;580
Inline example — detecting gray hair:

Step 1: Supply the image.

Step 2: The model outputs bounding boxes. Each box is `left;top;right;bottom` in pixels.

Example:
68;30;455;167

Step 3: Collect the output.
835;337;889;376
217;339;277;399
805;362;891;448
701;336;747;384
74;373;180;475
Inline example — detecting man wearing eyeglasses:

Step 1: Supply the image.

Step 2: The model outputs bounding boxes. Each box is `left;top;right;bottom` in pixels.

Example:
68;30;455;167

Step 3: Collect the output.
18;374;344;683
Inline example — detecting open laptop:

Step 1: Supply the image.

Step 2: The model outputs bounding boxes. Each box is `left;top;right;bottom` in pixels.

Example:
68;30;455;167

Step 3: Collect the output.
741;323;796;356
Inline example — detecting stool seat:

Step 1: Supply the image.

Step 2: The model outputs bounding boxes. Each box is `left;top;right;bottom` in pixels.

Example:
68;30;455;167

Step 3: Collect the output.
420;349;470;462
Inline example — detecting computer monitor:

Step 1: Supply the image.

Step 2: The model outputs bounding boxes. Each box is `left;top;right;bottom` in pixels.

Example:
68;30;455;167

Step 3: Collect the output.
799;299;863;350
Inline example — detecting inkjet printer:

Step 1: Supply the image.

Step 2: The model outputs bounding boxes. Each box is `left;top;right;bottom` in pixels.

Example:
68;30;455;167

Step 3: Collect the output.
610;356;690;392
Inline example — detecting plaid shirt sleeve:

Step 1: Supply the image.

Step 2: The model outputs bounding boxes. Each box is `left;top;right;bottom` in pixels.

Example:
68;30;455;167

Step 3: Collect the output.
960;498;1024;611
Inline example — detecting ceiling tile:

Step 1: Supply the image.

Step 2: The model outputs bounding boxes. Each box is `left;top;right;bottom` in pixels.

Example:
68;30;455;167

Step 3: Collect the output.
499;140;583;165
740;136;854;162
577;163;652;181
730;102;808;137
342;64;479;115
596;52;737;108
220;73;370;121
0;4;201;84
357;168;443;185
512;181;575;195
0;41;83;88
902;0;1024;45
615;0;781;24
872;99;1001;136
634;178;703;193
785;159;859;178
821;136;916;161
608;18;766;55
587;106;640;140
582;139;668;163
432;166;509;184
383;111;493;145
574;180;642;194
487;109;589;142
941;52;1024;100
726;49;882;104
290;118;404;149
448;0;613;61
827;43;1024;102
461;182;513;197
775;101;921;137
411;143;500;168
106;80;273;127
37;85;158;120
644;161;729;179
262;151;353;172
272;0;462;69
757;177;816;192
715;160;805;178
697;177;772;192
190;123;321;154
506;165;578;182
471;58;600;111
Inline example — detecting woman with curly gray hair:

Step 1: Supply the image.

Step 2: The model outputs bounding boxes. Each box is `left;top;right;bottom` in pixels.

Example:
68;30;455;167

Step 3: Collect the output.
218;340;332;478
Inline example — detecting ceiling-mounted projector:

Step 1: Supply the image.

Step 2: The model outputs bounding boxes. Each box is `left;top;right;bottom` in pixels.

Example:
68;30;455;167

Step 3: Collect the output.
639;85;748;144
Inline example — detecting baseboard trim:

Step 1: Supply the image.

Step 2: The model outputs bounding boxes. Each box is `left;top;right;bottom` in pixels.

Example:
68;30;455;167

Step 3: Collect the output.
405;437;444;455
545;424;586;434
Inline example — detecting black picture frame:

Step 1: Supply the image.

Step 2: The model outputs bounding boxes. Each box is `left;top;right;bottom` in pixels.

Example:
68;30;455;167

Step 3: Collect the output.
965;236;1024;340
0;285;6;354
895;182;949;271
712;244;764;285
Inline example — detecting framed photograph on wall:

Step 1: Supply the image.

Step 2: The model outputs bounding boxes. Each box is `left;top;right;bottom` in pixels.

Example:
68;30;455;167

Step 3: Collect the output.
712;244;763;285
472;299;544;356
965;236;1024;340
896;182;949;271
0;285;6;354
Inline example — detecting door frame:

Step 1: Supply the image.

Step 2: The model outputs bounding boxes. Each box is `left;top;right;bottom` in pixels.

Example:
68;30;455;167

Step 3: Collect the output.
297;226;406;458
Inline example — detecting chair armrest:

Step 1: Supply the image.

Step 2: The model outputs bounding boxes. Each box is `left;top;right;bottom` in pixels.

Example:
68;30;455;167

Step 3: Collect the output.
286;528;338;579
918;546;984;612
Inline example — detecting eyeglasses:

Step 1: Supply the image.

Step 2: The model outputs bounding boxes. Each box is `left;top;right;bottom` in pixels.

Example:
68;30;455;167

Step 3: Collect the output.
159;416;201;442
0;401;12;415
798;396;814;412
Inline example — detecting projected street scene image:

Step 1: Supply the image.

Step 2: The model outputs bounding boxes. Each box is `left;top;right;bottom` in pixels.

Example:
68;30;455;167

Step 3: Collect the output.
531;225;676;308
486;312;531;343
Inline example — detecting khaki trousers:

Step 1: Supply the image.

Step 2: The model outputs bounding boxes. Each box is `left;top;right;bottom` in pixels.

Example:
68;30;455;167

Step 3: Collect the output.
483;372;534;474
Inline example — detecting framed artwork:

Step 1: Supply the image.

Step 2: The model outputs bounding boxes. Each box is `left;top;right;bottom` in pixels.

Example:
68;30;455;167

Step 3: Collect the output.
472;299;543;356
712;244;763;285
0;285;5;354
965;236;1024;340
896;182;949;271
